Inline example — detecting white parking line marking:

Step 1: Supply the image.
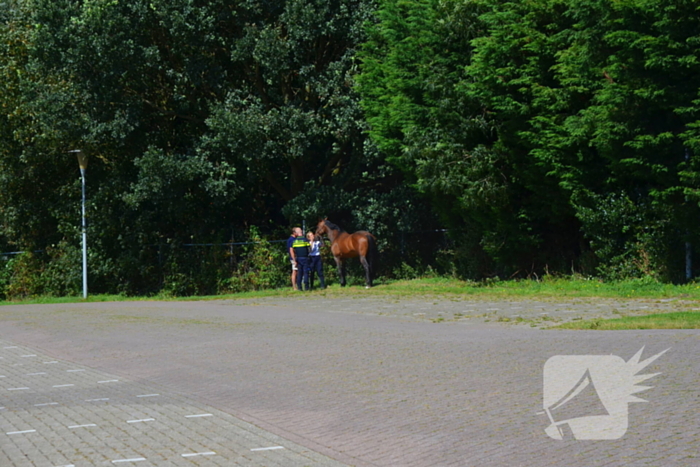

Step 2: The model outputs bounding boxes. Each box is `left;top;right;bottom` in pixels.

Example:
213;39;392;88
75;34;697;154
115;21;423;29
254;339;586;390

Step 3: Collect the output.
35;402;59;407
0;375;5;378
56;464;75;467
126;418;155;423
53;384;75;388
250;446;284;452
21;354;37;358
6;429;36;435
26;372;47;376
86;398;109;402
7;387;30;391
3;346;18;349
68;424;97;429
98;380;119;383
184;413;213;418
181;452;216;458
111;458;146;464
136;394;159;398
43;361;59;364
67;369;86;373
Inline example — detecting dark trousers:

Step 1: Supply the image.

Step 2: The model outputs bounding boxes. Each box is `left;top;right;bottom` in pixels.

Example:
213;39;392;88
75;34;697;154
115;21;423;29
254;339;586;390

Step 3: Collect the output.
295;256;310;291
308;255;325;289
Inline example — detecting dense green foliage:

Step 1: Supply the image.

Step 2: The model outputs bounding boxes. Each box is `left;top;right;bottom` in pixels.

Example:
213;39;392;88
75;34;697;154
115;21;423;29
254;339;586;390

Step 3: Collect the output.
0;0;434;298
2;0;700;298
358;0;700;282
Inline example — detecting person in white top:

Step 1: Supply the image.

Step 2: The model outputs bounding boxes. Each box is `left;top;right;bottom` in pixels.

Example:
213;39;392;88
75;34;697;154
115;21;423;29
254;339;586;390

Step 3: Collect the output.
306;231;326;290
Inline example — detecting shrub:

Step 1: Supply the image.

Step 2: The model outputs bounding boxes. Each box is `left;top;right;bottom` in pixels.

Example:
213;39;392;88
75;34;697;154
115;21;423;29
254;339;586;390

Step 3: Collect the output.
220;226;288;293
3;252;44;299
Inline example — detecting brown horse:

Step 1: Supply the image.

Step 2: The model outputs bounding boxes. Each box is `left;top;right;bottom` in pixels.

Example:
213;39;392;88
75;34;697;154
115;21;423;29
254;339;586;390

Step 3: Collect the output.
315;219;378;288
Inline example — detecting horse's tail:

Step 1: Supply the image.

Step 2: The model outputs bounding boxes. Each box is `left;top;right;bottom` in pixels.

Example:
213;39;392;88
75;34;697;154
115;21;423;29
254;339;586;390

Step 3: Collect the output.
366;234;379;281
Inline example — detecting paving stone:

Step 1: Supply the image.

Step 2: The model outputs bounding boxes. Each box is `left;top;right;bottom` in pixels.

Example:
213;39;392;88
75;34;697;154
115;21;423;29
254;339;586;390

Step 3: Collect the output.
0;340;347;467
1;296;698;466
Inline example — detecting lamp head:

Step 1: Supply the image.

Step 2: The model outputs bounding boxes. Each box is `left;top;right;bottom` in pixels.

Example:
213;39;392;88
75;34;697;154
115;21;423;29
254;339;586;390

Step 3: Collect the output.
68;149;87;170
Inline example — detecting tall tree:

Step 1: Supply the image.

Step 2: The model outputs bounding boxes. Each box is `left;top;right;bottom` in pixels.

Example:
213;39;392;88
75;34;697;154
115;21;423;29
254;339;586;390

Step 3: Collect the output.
357;0;580;277
0;0;398;295
201;0;377;209
469;0;700;279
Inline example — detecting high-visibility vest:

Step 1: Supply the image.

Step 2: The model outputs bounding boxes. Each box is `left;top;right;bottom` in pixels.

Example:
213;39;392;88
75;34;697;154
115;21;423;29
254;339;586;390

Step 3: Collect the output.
292;237;310;256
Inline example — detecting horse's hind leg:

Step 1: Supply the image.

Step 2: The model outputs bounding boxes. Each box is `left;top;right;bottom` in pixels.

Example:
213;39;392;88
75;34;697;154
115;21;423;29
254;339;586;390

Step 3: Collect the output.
335;257;346;287
360;255;372;288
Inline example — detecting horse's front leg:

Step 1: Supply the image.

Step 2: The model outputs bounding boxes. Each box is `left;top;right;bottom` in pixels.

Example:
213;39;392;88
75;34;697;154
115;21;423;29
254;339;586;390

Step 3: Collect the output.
360;255;372;288
334;256;346;287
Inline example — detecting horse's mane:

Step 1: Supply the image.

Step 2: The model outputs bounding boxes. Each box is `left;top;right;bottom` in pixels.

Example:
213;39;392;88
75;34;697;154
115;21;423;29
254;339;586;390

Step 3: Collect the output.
324;220;345;232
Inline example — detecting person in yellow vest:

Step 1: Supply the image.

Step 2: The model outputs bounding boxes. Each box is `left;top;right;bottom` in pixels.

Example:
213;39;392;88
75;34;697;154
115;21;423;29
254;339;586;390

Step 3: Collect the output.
290;228;311;291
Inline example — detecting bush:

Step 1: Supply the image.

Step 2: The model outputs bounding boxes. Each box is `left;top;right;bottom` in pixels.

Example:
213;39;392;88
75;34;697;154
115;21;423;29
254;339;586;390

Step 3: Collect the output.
159;240;229;297
574;191;674;281
3;252;44;299
219;226;288;293
41;241;82;297
0;256;13;300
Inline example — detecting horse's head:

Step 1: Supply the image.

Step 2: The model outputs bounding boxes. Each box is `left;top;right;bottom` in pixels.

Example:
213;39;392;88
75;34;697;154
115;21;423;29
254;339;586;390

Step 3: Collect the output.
316;218;328;236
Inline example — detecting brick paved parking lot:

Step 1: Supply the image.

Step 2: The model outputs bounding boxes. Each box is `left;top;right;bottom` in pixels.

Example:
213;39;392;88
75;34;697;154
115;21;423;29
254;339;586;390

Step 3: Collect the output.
1;294;698;466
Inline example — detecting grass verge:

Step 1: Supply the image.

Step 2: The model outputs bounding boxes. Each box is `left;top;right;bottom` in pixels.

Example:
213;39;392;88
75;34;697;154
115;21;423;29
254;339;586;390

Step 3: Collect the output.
3;276;700;305
3;277;700;330
554;312;700;330
369;276;700;299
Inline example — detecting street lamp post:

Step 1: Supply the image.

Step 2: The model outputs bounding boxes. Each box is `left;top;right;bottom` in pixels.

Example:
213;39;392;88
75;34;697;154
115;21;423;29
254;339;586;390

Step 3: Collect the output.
69;149;88;299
